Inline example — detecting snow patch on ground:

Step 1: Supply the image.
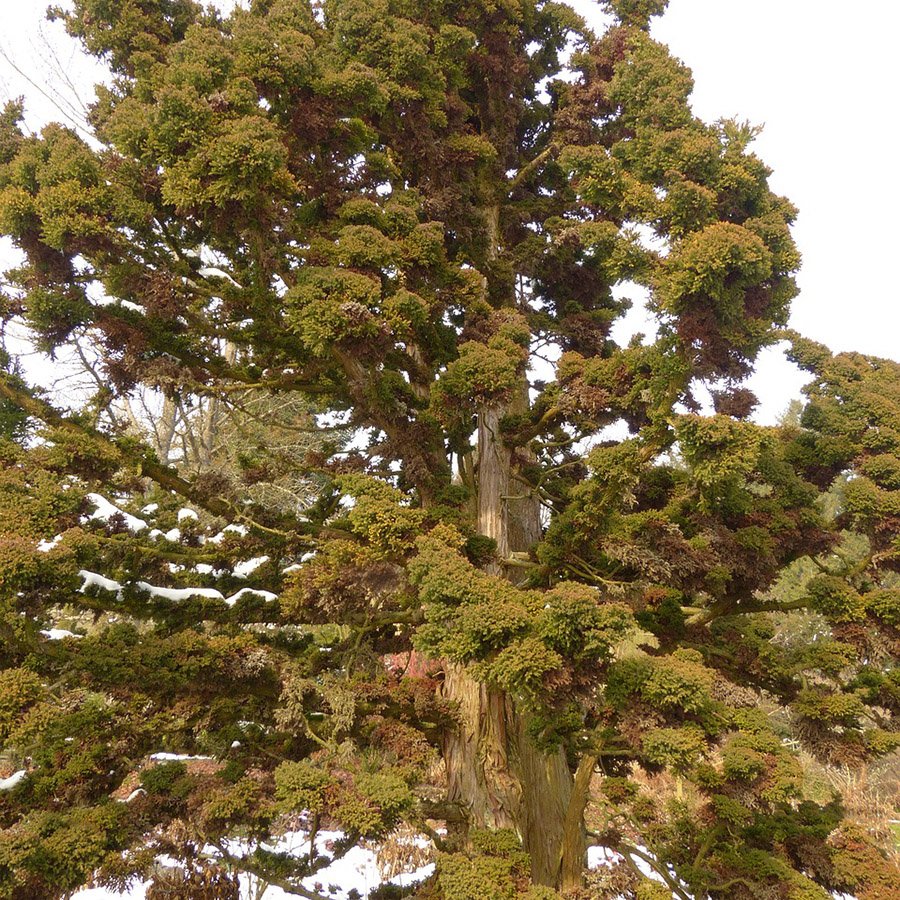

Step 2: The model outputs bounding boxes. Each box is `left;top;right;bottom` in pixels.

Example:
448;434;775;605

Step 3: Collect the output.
70;826;435;899
36;534;62;552
40;628;82;640
0;771;27;791
220;829;435;900
66;834;857;900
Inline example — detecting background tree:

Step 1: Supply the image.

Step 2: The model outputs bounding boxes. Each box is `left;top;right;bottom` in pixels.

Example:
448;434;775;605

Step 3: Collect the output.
0;0;896;897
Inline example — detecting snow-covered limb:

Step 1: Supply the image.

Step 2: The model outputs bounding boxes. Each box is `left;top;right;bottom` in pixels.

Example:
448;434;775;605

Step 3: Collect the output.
224;588;278;607
77;571;277;607
78;570;124;597
207;523;249;544
149;753;213;762
233;555;269;578
84;494;148;532
134;582;224;602
197;266;242;288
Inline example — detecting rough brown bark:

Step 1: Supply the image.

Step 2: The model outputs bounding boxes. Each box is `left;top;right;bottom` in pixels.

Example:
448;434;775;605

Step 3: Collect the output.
476;398;542;574
440;665;574;887
559;754;597;892
476;403;512;568
439;397;583;888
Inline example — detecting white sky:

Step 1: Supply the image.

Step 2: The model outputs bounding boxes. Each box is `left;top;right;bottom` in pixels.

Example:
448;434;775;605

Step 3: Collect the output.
2;0;898;424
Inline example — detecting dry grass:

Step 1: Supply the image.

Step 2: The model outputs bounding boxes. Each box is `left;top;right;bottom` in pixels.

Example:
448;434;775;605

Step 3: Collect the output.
820;754;900;859
372;824;434;881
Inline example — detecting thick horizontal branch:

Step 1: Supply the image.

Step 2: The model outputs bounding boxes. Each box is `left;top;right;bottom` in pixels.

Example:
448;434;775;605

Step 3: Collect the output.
686;596;810;626
0;374;330;542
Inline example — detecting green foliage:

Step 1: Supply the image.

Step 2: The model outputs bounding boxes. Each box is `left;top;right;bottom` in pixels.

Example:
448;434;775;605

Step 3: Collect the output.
0;804;126;895
674;414;765;508
412;526;634;706
864;587;900;626
806;575;866;622
635;883;674;900
828;823;900;899
719;730;803;803
287;268;384;356
275;759;413;839
274;760;333;815
475;637;564;697
793;688;865;727
0;668;44;743
337;474;426;555
436;830;535;900
139;761;189;796
340;771;414;837
642;726;707;770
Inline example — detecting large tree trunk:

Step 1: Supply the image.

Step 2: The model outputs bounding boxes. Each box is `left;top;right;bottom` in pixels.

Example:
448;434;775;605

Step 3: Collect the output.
440;400;586;888
441;667;574;886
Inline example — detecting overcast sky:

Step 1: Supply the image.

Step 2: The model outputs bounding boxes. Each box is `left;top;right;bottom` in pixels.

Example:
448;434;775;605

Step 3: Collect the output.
2;0;897;423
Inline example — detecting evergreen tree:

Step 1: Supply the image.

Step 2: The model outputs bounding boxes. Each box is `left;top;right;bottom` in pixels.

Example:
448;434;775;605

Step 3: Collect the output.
0;1;897;897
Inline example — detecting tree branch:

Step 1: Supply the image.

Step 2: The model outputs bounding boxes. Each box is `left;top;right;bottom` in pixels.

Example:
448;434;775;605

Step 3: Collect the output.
508;144;558;193
0;374;327;541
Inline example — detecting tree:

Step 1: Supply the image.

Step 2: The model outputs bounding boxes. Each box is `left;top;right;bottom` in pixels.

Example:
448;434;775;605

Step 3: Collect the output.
0;0;897;897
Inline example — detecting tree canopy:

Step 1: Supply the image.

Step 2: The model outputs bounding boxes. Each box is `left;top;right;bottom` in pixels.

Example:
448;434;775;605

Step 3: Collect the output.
0;1;897;898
